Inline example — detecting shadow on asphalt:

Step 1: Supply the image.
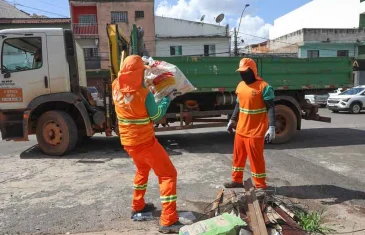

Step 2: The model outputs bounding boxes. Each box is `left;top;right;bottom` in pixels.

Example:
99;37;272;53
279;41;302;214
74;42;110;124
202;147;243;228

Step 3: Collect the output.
20;127;365;159
20;136;130;160
270;128;365;150
272;185;365;205
157;127;365;152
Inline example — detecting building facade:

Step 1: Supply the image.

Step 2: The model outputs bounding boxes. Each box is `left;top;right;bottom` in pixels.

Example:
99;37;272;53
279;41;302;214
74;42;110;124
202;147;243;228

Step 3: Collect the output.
0;0;30;18
269;0;360;40
267;0;365;58
155;16;230;57
269;28;365;58
70;0;155;70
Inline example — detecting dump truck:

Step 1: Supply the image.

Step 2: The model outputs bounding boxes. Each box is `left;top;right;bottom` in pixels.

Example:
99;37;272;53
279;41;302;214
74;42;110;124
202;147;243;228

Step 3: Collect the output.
0;24;353;156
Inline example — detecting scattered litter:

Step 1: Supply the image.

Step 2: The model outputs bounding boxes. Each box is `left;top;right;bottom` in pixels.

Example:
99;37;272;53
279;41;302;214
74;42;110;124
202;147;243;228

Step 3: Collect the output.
188;178;308;235
179;213;246;235
131;211;153;221
179;211;196;225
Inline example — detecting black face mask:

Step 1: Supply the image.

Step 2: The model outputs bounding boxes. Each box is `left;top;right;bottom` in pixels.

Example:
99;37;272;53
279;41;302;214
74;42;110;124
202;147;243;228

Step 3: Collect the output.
240;69;256;84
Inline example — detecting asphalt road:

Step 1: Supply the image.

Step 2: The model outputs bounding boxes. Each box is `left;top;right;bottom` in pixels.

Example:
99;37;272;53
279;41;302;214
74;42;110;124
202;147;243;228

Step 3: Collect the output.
1;109;365;235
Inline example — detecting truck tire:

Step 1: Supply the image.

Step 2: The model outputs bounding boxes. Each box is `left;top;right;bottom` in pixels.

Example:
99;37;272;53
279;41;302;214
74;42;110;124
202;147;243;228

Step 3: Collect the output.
36;111;78;156
272;105;297;144
350;102;362;114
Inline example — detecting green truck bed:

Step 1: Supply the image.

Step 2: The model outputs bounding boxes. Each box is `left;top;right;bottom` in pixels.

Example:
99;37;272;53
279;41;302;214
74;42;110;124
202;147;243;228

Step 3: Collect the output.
155;57;353;92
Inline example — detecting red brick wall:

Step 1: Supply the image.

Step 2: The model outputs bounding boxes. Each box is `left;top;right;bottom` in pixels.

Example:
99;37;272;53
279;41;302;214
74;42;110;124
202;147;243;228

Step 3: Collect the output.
97;1;156;69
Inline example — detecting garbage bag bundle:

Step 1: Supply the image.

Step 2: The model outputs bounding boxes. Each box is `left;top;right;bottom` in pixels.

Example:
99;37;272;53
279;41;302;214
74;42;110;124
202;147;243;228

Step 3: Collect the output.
142;56;196;103
179;213;246;235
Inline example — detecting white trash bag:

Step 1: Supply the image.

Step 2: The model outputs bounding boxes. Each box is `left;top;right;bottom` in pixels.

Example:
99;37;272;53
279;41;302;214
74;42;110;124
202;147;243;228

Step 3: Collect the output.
142;56;196;103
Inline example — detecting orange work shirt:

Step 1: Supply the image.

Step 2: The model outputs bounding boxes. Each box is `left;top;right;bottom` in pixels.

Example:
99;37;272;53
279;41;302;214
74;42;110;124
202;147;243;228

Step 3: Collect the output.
112;80;155;147
235;80;269;138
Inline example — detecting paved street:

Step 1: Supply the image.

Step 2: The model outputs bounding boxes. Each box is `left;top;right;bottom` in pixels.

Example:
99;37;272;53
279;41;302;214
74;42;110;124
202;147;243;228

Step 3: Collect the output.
1;109;365;235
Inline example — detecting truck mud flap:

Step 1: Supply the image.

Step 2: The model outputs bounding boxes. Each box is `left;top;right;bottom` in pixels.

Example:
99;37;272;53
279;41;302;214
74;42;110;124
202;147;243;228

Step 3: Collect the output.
0;110;29;141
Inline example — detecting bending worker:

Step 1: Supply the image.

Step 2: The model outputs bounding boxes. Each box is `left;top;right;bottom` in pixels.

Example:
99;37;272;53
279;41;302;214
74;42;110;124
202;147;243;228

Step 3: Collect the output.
112;55;182;233
225;58;276;193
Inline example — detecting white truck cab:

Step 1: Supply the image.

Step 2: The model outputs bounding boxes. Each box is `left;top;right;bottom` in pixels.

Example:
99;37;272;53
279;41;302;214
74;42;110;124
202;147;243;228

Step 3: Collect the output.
0;28;101;156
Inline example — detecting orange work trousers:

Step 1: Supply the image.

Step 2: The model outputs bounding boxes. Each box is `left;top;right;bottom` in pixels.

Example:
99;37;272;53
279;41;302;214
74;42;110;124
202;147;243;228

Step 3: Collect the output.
232;133;267;189
124;137;178;226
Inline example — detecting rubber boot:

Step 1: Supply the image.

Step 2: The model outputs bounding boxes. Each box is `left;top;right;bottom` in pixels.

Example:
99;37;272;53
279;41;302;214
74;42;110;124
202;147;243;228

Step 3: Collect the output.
131;202;156;218
223;181;244;188
159;221;184;234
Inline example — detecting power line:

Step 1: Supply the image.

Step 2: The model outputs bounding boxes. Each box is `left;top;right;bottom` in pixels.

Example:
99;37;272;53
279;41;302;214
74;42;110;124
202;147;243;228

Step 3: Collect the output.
38;0;68;10
6;0;69;17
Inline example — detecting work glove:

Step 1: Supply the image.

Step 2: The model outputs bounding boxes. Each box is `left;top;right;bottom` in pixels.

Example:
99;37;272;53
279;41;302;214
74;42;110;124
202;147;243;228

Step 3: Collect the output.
167;89;181;100
265;126;276;143
227;120;236;134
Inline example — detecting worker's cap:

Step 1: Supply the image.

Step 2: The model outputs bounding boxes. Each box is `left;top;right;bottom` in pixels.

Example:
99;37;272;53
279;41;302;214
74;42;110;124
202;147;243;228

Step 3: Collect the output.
236;58;257;72
120;55;150;73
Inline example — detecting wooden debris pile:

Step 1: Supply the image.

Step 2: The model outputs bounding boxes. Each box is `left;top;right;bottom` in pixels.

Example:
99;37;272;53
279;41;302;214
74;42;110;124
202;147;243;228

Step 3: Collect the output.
208;178;307;235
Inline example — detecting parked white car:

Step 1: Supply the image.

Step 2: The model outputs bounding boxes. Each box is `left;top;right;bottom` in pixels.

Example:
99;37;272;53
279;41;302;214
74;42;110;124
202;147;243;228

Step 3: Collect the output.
328;88;344;97
305;94;329;107
327;86;365;114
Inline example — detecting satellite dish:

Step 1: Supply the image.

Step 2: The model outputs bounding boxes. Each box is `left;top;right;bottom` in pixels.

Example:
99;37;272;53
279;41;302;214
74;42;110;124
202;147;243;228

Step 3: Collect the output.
200;15;205;22
215;13;225;24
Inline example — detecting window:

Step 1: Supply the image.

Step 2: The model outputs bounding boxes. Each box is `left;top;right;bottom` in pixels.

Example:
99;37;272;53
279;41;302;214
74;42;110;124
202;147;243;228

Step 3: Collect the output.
341;87;365;95
111;11;128;23
78;14;96;25
337;50;349;57
135;11;144;19
2;37;42;73
83;48;100;59
307;50;319;58
204;45;216;56
170;46;182;56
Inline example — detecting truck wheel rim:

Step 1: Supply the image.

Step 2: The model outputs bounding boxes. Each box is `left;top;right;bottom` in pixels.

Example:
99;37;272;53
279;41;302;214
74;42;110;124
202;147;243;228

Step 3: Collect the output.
276;115;287;135
43;121;62;146
353;105;360;113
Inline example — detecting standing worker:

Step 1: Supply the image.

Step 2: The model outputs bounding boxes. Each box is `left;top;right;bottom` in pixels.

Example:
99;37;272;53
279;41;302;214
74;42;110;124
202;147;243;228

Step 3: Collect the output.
225;58;276;193
112;55;183;233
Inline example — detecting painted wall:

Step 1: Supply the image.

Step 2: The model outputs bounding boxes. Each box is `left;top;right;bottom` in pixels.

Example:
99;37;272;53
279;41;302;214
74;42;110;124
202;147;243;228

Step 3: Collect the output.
269;0;360;39
71;6;98;24
155;16;228;37
155;38;230;57
155;16;229;57
298;43;358;58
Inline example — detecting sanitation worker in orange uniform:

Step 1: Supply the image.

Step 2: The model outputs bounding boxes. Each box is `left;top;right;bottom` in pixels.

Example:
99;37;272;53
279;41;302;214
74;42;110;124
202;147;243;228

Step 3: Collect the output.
112;55;183;233
224;58;276;195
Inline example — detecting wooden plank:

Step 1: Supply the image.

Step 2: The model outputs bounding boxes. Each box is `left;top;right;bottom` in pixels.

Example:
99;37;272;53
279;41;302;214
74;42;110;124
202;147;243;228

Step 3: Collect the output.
278;203;296;219
209;188;224;218
244;179;268;235
273;206;307;235
265;205;286;225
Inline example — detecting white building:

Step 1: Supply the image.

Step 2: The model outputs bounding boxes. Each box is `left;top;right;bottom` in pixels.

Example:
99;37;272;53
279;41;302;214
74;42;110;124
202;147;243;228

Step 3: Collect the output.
155;16;230;57
269;0;360;40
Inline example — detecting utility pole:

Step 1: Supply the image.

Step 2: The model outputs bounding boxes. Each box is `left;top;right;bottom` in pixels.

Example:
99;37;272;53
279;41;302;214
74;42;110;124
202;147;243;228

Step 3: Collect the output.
234;27;238;56
235;4;249;57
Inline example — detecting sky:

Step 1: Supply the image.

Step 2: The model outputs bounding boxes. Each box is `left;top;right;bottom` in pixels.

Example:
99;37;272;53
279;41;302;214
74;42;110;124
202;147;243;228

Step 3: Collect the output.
9;0;312;44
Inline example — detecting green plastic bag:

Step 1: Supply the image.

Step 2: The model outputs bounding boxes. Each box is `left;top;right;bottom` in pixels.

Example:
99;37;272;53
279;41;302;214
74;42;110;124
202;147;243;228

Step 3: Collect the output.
179;213;246;235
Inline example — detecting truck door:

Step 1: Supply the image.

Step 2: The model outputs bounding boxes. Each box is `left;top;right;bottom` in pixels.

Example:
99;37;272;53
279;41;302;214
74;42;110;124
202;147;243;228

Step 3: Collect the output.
0;33;50;110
